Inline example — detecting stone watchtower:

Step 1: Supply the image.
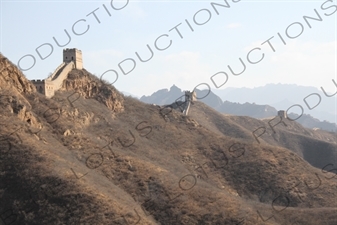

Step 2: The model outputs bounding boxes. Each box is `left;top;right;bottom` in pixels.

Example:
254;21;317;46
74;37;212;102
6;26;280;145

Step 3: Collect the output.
278;110;287;119
63;48;83;69
31;48;83;98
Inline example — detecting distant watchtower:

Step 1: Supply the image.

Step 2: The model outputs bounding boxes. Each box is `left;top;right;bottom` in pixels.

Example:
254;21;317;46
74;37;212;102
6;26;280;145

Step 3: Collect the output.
278;110;287;119
183;90;197;116
63;48;83;69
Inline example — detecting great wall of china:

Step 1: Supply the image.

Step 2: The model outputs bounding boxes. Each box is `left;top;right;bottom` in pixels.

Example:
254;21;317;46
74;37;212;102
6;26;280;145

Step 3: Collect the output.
31;48;82;98
30;48;199;116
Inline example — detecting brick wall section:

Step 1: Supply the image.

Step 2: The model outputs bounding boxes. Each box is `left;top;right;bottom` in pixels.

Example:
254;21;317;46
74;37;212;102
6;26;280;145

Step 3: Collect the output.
31;48;82;98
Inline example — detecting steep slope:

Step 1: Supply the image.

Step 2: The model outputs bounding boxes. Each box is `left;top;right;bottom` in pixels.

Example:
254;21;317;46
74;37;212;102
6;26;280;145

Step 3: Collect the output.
1;53;337;225
188;101;337;170
0;54;36;94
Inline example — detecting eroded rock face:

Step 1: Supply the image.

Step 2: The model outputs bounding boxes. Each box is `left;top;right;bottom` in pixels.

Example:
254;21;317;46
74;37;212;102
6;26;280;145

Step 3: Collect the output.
61;69;124;113
0;54;40;127
0;54;36;94
0;94;40;128
62;69;124;113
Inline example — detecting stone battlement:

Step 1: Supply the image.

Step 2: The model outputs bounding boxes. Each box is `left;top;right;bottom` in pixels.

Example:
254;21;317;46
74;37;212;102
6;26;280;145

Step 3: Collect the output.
31;48;82;98
63;48;82;70
31;79;44;83
278;110;287;119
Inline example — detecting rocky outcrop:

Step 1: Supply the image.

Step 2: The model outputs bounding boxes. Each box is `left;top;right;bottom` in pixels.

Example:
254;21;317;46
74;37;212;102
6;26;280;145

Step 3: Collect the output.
0;53;36;94
0;94;39;126
62;69;124;113
0;54;41;127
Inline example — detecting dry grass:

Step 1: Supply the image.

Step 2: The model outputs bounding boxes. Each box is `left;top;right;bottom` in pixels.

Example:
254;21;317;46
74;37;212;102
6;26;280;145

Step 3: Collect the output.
1;57;337;224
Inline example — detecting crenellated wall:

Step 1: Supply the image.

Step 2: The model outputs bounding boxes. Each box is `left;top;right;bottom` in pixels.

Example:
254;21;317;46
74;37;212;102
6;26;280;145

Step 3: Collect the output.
31;61;75;98
31;79;45;95
183;91;197;116
44;80;55;98
31;48;82;98
48;62;65;80
51;61;75;89
63;48;82;69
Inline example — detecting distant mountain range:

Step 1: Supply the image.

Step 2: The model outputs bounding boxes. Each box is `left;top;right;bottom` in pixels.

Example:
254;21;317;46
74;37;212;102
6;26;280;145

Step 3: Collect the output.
139;84;337;132
212;83;336;123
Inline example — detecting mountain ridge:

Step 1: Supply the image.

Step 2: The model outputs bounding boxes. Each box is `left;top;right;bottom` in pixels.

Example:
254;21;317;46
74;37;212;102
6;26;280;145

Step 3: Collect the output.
1;53;337;224
212;83;336;123
140;84;337;132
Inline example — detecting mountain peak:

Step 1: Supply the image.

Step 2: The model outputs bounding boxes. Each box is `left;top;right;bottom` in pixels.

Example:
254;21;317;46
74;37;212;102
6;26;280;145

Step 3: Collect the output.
170;84;181;92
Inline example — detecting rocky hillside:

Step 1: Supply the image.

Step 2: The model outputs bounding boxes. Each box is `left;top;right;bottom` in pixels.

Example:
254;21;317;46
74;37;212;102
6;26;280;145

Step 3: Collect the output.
1;53;337;225
0;54;36;94
188;101;337;171
62;69;124;113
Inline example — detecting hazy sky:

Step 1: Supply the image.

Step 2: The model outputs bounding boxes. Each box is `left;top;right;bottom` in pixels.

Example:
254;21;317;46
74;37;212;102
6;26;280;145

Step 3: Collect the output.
0;0;336;97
